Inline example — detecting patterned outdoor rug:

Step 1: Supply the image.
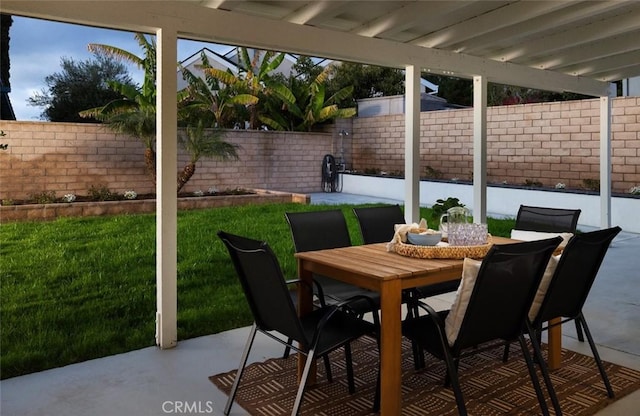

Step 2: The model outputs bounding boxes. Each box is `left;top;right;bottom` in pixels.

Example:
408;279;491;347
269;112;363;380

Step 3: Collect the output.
210;336;640;415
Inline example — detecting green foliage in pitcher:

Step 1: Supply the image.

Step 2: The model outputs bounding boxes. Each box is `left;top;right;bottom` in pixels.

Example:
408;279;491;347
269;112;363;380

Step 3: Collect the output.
430;197;465;224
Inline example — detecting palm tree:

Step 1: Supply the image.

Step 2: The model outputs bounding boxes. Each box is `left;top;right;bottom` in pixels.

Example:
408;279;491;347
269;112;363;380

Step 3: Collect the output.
81;33;242;193
177;121;239;193
79;33;158;183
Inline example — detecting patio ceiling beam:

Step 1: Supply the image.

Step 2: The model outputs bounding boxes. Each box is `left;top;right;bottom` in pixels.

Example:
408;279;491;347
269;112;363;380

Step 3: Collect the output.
530;30;640;71
352;2;436;38
369;1;473;40
2;0;612;97
410;1;572;50
490;7;640;64
589;64;640;83
199;0;229;9
284;1;350;26
454;1;631;56
556;50;640;78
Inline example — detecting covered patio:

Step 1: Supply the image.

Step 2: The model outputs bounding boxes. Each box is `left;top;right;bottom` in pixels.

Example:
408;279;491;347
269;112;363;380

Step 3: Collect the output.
2;193;639;415
2;1;640;414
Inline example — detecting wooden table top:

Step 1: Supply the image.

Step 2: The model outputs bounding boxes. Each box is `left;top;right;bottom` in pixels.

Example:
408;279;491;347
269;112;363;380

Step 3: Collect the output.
295;236;515;290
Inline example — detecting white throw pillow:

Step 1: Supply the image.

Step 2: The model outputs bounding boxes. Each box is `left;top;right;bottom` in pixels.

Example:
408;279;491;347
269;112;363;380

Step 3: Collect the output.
444;258;482;346
510;229;573;247
528;254;561;321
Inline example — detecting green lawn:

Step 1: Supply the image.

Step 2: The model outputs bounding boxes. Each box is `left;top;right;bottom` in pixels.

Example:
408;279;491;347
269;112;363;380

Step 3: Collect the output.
0;202;515;379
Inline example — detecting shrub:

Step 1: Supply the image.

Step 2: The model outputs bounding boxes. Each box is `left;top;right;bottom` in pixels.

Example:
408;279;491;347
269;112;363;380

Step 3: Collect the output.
524;179;543;187
582;178;600;191
424;166;443;179
88;185;117;201
29;191;57;204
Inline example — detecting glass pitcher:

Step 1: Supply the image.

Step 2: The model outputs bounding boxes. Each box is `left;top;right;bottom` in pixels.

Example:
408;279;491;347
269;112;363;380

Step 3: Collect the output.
439;206;471;237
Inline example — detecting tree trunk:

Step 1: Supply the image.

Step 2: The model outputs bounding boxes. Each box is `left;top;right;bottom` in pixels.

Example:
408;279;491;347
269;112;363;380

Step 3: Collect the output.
144;147;157;185
249;104;259;129
177;162;196;193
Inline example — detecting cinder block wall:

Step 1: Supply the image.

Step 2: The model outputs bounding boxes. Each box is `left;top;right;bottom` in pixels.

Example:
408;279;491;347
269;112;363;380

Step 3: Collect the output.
0;123;334;200
1;96;638;200
352;96;640;193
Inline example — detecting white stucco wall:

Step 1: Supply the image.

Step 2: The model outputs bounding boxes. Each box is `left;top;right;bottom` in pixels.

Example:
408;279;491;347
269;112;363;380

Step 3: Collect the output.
342;174;640;233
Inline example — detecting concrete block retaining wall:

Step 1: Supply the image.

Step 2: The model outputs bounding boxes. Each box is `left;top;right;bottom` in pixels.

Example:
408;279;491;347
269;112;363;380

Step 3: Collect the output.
0;123;334;200
351;96;640;194
0;189;309;223
1;97;638;202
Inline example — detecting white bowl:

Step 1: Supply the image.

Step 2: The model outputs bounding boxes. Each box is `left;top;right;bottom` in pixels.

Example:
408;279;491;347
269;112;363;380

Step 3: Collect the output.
406;231;442;246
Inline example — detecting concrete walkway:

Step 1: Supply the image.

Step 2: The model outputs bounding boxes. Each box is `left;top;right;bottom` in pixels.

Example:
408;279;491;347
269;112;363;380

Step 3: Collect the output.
2;193;639;416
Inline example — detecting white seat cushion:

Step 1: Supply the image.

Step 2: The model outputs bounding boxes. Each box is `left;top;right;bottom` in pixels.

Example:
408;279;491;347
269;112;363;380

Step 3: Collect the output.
528;254;561;322
510;229;573;247
444;258;482;346
444;253;561;346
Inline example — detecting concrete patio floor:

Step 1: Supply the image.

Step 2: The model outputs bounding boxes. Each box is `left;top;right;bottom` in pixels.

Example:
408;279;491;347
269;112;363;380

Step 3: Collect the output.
2;193;639;416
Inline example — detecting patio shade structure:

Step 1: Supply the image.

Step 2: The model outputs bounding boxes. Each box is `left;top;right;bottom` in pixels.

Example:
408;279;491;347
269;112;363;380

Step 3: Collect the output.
3;1;639;356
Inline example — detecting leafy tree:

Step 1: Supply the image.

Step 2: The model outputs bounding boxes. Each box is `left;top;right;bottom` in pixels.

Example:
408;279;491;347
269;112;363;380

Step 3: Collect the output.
422;75;473;107
1;14;12;90
27;54;133;122
326;62;406;108
177;121;239;193
291;55;324;83
423;74;591;107
487;85;591;105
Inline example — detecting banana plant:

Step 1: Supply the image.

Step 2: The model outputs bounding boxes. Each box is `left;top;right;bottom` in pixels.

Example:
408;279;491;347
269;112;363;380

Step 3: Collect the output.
234;48;286;129
178;51;257;128
261;64;356;131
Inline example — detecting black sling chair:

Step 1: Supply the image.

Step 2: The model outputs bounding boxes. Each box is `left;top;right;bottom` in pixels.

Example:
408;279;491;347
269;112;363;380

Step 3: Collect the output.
504;226;622;415
514;204;586;342
218;231;379;416
400;237;562;416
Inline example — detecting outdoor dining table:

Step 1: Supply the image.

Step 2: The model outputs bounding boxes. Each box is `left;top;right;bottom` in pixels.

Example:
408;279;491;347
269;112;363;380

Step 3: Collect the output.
295;237;562;416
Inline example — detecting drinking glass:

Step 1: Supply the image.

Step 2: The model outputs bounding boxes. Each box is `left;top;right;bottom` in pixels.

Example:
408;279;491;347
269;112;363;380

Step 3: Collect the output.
448;223;487;246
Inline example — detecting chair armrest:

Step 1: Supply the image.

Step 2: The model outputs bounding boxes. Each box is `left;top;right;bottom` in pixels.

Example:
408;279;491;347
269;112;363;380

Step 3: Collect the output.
337;295;381;329
312;295;380;344
413;301;452;351
285;278;327;308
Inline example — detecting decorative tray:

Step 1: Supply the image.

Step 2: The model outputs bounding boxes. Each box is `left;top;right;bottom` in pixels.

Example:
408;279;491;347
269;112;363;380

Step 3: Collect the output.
393;236;494;259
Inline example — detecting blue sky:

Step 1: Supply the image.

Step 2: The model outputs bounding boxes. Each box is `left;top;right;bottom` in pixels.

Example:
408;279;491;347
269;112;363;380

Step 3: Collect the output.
7;16;233;120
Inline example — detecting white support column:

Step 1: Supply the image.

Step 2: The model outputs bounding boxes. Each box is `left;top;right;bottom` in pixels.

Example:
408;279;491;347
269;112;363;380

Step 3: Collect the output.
155;27;178;349
599;86;615;230
472;76;488;223
404;65;421;223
